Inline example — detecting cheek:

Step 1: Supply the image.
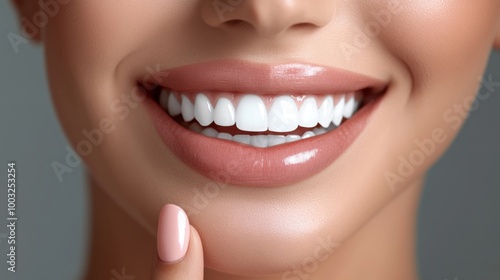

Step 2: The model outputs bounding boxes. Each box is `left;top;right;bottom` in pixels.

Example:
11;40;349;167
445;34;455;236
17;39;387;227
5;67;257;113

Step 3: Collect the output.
380;1;499;89
42;0;193;156
43;2;181;78
397;2;499;137
339;1;500;195
41;2;178;234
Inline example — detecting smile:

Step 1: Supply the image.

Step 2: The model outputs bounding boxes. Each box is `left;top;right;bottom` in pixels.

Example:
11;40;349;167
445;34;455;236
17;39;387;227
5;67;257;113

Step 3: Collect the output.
142;60;387;187
158;90;363;147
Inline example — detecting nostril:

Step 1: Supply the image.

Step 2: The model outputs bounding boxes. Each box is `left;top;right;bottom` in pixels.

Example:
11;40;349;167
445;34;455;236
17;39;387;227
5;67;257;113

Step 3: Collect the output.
225;19;245;27
223;19;255;31
290;22;318;31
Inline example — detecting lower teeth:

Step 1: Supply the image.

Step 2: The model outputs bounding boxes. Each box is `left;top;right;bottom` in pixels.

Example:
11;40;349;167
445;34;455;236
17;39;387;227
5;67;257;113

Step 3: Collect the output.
187;122;337;148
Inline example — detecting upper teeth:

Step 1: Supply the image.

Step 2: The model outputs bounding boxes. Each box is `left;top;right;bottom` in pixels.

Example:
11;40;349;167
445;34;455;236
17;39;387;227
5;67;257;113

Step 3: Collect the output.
160;90;361;133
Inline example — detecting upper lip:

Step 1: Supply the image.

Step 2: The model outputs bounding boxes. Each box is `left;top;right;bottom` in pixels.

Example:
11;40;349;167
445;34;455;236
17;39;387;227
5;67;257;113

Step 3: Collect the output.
146;60;387;95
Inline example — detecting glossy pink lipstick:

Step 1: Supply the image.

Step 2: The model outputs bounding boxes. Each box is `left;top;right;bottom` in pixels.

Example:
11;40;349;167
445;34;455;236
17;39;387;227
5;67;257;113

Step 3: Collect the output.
144;60;386;187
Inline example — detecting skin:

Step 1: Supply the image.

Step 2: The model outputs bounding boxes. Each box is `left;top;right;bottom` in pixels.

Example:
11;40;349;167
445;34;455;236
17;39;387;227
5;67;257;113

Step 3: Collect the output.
12;0;500;279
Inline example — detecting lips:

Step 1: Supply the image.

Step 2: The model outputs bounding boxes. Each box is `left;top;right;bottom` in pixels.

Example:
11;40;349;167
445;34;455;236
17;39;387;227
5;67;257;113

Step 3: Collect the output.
143;60;386;187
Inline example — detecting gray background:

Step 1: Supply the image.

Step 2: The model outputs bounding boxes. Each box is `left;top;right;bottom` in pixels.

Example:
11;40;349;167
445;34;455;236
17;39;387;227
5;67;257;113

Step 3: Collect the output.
0;2;499;279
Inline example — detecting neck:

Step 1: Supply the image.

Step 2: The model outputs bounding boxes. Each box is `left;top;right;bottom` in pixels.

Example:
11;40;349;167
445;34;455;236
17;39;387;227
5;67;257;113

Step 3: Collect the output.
84;176;422;280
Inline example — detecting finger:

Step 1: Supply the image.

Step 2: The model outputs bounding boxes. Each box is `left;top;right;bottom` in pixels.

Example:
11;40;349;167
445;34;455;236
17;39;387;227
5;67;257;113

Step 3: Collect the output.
151;204;204;280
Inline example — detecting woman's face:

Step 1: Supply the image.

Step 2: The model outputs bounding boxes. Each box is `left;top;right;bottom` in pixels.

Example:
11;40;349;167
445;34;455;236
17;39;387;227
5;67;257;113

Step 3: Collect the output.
15;0;500;275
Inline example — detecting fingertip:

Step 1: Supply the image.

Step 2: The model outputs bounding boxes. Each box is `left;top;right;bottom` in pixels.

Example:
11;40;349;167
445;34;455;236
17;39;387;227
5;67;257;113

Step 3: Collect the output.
152;205;204;279
157;204;190;264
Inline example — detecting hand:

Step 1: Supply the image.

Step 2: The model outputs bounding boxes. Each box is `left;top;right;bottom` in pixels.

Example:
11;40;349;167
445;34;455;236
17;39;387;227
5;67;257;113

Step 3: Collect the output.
151;204;204;279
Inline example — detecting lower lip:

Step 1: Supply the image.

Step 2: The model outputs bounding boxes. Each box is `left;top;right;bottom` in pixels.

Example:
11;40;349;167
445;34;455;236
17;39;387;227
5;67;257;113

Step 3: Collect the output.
146;95;381;188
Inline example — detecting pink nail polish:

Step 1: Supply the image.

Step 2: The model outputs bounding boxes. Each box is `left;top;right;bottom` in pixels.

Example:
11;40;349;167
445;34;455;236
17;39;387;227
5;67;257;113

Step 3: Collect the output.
157;204;190;263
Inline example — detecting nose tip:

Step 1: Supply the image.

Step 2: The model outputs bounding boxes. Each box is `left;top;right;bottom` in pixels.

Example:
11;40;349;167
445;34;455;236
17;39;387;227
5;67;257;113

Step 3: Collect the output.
202;0;334;37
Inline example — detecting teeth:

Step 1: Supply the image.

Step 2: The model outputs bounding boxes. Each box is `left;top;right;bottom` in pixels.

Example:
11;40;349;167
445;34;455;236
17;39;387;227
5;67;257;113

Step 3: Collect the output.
236;95;268;132
343;96;356;119
251;135;268;148
302;131;315;139
159;91;366;147
298;97;319;128
217;132;233;141
192;125;336;148
214;98;236;127
313;127;328;135
318;96;334;128
201;127;218;137
268;96;299;132
181;95;194;122
194;94;214;126
268;135;286;147
286;135;301;143
233;134;251;144
332;96;345;126
167;92;181;116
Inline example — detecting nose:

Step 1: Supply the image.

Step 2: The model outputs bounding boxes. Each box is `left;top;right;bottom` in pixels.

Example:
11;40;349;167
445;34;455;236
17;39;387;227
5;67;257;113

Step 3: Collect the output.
202;0;334;37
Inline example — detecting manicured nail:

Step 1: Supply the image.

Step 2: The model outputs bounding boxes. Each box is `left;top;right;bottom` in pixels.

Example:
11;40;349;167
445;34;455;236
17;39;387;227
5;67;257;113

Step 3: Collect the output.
157;204;190;263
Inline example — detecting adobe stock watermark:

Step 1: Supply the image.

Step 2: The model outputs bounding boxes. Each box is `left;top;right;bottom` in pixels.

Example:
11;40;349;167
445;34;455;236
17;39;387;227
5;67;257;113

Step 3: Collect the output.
212;0;244;22
7;0;73;54
110;267;135;280
51;64;169;183
341;0;407;61
385;128;448;191
385;74;499;192
443;74;500;130
282;235;341;280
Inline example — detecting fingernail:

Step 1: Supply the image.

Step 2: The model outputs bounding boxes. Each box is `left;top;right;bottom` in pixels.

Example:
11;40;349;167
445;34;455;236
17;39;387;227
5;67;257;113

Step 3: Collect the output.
157;204;190;263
